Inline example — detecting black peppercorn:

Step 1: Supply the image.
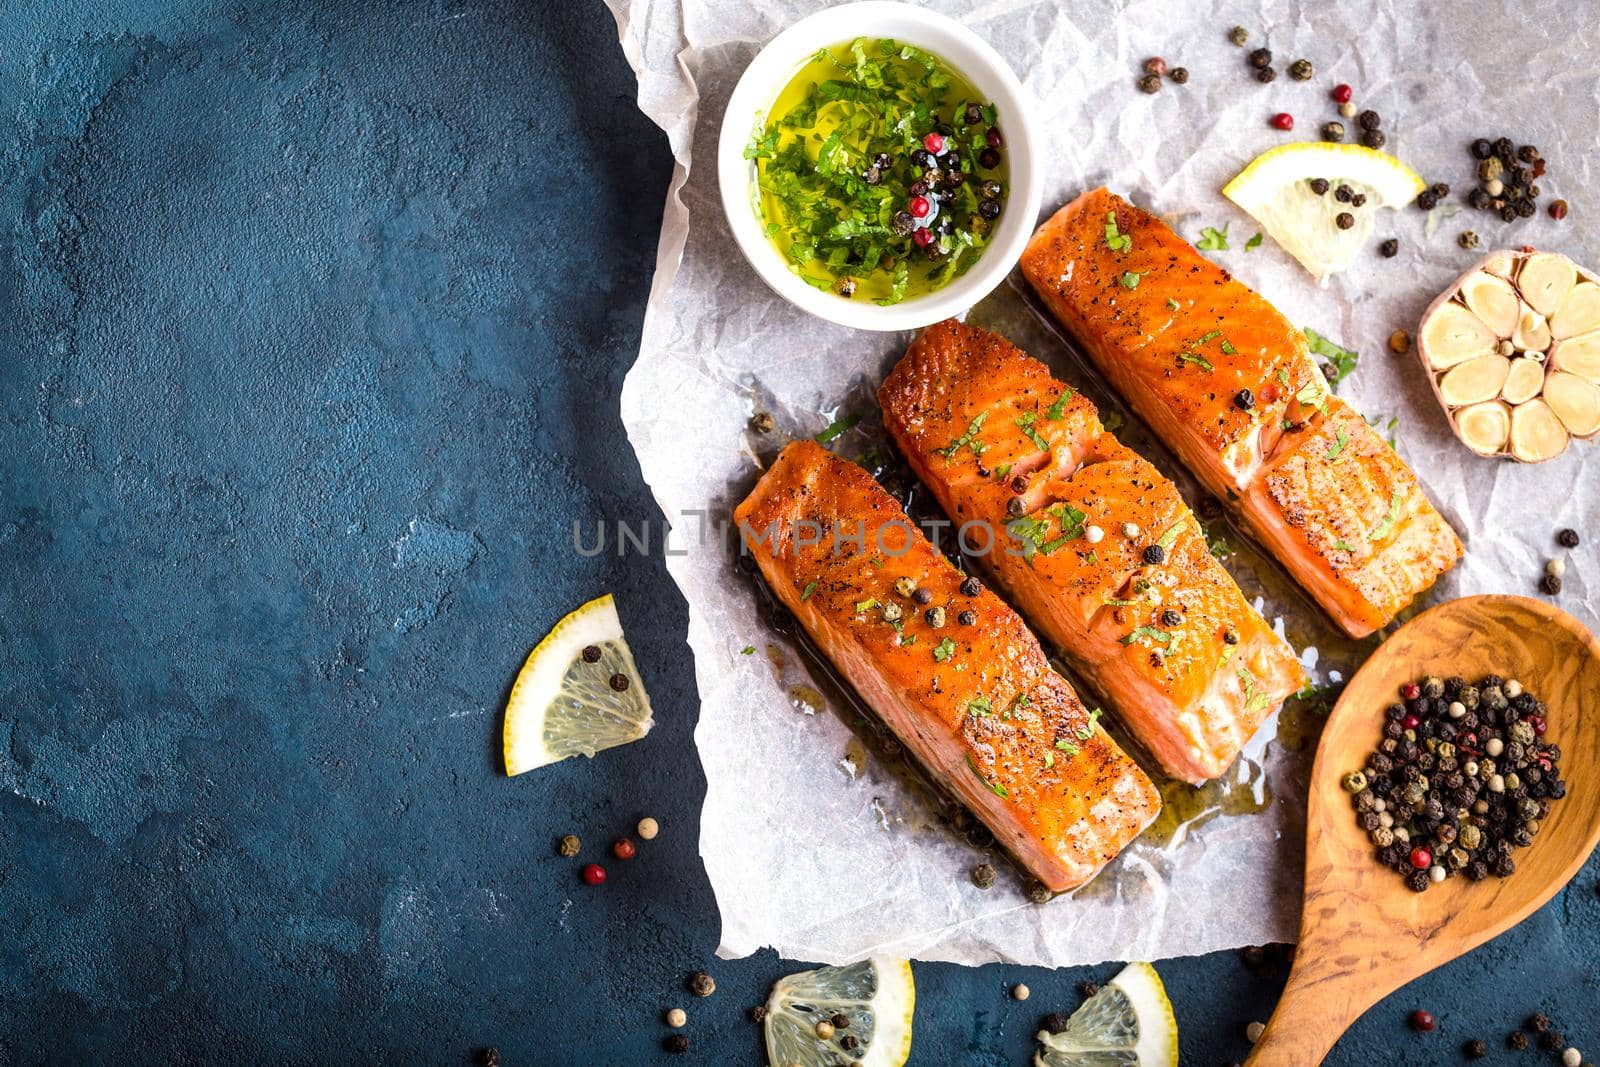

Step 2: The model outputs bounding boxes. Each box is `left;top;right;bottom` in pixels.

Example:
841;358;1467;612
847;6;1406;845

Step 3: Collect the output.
1351;193;1367;207
1321;121;1345;143
1557;528;1580;547
1223;629;1239;645
978;198;1002;220
1334;184;1354;203
1471;138;1492;159
1248;47;1272;68
1540;1030;1564;1052
1255;66;1277;83
1517;144;1539;163
1468;188;1490;210
1361;129;1386;149
1541;573;1562;595
665;1034;690;1053
957;610;977;626
978;148;1001;169
1160;609;1183;626
1335;212;1355;230
960;576;981;597
609;673;630;692
476;1049;501;1067
1417;190;1439;211
1431;182;1450;199
1169;67;1189;84
1233;388;1256;411
1357;109;1381;130
1309;177;1330;195
748;1004;768;1023
840;1035;860;1051
1379;238;1399;258
1500;204;1518;222
963;103;983;126
1143;544;1167;565
1041;1012;1070;1035
1137;73;1162;94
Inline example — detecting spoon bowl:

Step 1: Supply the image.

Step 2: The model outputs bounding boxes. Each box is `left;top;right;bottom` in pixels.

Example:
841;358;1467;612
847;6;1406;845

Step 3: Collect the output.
1249;595;1600;1065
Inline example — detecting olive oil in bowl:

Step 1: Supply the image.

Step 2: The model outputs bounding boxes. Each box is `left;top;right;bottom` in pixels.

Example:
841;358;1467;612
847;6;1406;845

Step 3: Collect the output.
745;38;1010;306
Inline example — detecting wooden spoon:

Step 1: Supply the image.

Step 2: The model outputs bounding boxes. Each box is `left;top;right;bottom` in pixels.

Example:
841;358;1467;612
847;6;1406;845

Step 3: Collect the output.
1248;595;1600;1065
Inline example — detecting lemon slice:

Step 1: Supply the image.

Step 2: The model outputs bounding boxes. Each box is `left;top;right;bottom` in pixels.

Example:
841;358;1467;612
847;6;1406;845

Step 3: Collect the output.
1034;962;1177;1067
1223;143;1426;283
764;956;914;1067
503;593;653;775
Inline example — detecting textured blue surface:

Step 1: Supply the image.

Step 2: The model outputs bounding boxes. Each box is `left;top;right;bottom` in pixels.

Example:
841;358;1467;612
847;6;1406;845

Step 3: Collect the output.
1;2;1596;1064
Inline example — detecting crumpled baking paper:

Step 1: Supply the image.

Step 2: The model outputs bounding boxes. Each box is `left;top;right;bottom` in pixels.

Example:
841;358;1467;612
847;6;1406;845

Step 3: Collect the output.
602;0;1599;967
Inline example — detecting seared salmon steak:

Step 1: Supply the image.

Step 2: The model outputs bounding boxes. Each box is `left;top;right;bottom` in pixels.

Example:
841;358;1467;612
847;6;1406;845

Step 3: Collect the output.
735;440;1160;892
1021;188;1462;637
880;319;1305;784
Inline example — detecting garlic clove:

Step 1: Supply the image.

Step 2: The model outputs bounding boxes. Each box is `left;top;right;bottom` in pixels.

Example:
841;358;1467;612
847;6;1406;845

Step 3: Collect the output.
1459;271;1522;337
1438;353;1511;406
1483;251;1516;278
1454;400;1512;456
1551;281;1600;341
1542;370;1600;438
1509;398;1569;463
1420;302;1499;370
1511;306;1552;353
1549;329;1600;384
1517;252;1578;317
1501;358;1545;405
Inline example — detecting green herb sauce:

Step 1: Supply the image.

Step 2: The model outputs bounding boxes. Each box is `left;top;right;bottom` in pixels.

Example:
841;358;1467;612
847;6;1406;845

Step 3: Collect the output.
744;38;1008;304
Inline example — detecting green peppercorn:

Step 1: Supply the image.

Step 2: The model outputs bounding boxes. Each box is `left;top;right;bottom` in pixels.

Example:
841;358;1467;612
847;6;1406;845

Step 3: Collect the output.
1228;25;1249;46
1288;59;1313;80
971;862;997;889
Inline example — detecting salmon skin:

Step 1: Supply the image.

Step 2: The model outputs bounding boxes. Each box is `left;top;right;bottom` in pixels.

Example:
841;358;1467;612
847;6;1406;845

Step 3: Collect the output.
1022;188;1463;637
880;319;1305;785
735;440;1160;892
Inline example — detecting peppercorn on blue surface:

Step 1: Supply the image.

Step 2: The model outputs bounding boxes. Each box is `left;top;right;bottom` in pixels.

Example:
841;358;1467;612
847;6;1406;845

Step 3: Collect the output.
0;1;1596;1063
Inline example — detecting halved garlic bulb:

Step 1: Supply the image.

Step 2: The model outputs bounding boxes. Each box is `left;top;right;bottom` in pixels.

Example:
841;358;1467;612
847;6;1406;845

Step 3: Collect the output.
1418;248;1600;463
1509;399;1569;463
1455;401;1511;456
1502;358;1545;405
1543;371;1600;438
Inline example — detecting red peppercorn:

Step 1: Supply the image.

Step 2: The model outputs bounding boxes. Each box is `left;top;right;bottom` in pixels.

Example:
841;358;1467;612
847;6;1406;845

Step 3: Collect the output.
1270;112;1294;131
612;837;637;860
908;195;931;219
1402;714;1421;730
1409;847;1432;870
1401;683;1421;700
1527;715;1547;736
1331;84;1353;104
580;863;607;885
1410;1009;1436;1032
912;227;934;248
923;132;945;155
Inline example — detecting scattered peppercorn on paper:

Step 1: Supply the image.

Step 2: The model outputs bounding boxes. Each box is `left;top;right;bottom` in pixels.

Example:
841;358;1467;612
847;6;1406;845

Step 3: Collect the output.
603;0;1599;967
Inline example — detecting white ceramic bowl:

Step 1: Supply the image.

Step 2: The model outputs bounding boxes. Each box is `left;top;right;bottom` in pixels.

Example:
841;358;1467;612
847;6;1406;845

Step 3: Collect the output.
717;1;1042;332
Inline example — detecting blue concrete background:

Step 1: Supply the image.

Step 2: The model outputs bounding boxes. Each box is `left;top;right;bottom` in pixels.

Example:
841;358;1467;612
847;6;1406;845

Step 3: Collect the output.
0;2;1595;1064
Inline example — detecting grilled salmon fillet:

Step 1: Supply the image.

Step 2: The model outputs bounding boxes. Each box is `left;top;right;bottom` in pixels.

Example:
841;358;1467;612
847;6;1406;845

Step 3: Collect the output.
735;440;1160;891
880;319;1305;784
1022;188;1463;637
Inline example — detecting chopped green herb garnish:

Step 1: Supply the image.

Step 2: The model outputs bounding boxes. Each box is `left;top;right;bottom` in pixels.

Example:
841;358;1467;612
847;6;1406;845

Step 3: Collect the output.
968;696;993;717
741;645;756;655
1304;329;1359;386
1009;692;1031;715
966;753;1008;797
1167;297;1180;310
1331;539;1357;552
933;637;957;662
1196;224;1230;251
1245;231;1263;251
1118;271;1142;290
800;580;819;601
1101;409;1125;432
1238;666;1270;714
1219;338;1237;356
1296;380;1328;412
1275;367;1290;386
1054;739;1080;756
854;597;878;612
1368;413;1399;448
1155;520;1185;550
994;462;1013;479
1178;352;1214;372
1044;388;1074;420
1043;751;1055;769
935;411;989;460
1016;411;1050;451
1370;489;1405;542
1103;596;1141;607
1120;625;1173;645
1326;426;1349;463
814;412;860;444
1104;211;1132;252
900;634;917;646
1074;706;1103;741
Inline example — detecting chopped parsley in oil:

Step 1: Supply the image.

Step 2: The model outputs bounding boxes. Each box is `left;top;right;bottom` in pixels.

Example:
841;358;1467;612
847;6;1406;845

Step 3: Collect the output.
1016;411;1050;451
966;754;1009;798
1370;489;1405;541
1326;425;1349;462
815;412;860;443
1331;539;1357;552
933;637;957;662
1196;224;1230;251
968;696;993;717
935;411;989;460
1118;270;1142;290
1044;388;1074;420
1104;211;1132;252
1120;625;1173;646
1304;329;1359;386
1178;352;1214;372
800;580;819;601
1245;231;1264;251
741;645;756;655
1166;297;1180;310
747;39;1007;304
1155;520;1185;550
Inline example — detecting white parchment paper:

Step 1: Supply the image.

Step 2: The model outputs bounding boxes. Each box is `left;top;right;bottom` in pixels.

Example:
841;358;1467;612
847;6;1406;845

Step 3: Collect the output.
603;0;1600;967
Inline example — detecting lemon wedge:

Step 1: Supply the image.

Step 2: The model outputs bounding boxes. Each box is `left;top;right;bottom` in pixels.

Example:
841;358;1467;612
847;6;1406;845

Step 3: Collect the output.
1034;961;1178;1067
764;957;915;1067
503;593;653;775
1223;143;1425;283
